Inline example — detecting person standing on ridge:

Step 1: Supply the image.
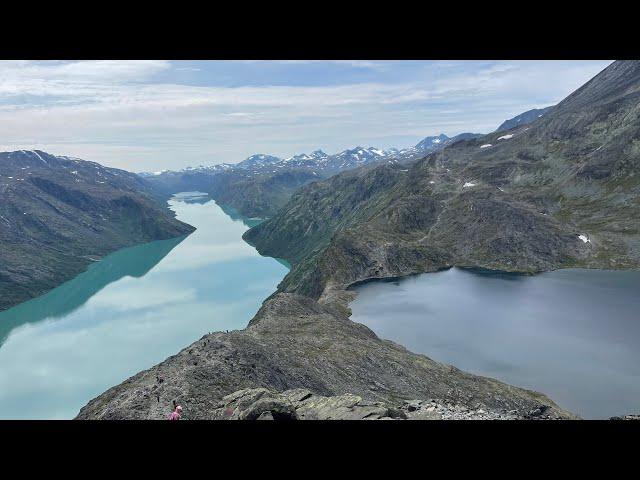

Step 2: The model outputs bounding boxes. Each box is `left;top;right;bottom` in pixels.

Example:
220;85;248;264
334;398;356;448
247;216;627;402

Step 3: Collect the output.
168;405;182;420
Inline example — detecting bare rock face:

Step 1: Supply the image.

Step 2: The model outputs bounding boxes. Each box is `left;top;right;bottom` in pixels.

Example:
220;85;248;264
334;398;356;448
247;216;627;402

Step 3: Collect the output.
211;388;299;420
209;388;406;420
201;387;569;421
283;389;407;420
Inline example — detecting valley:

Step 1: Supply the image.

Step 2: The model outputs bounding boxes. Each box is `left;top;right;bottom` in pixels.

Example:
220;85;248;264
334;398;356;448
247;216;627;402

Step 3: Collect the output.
1;60;638;421
0;193;287;419
76;61;640;420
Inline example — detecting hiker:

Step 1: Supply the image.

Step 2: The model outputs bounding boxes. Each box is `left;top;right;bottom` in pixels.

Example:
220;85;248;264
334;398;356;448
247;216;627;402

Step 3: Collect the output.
168;405;183;420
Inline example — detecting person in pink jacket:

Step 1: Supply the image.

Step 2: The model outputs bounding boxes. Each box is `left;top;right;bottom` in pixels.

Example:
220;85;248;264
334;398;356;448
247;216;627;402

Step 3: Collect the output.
168;405;182;420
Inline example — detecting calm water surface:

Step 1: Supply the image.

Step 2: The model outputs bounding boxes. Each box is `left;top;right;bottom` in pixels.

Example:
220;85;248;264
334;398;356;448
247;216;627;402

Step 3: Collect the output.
350;267;640;419
0;192;288;419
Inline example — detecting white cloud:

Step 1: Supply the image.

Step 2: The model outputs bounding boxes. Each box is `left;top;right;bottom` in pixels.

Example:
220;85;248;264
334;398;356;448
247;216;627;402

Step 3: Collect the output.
246;60;387;70
0;60;613;170
0;60;169;83
86;280;197;311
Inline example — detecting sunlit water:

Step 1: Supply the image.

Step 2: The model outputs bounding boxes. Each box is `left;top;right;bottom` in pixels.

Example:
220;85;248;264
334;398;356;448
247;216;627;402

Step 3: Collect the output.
350;267;640;419
0;192;288;419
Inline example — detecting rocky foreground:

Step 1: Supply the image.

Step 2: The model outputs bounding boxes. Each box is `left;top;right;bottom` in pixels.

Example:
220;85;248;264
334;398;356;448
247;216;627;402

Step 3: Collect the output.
76;293;576;420
208;387;562;420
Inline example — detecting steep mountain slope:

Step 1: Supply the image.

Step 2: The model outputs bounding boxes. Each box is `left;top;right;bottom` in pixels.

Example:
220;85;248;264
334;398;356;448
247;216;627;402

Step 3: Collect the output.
0;150;194;311
245;60;639;301
496;106;554;131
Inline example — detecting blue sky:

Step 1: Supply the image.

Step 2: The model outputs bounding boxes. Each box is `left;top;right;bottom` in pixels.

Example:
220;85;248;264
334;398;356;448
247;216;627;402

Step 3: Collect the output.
0;60;612;171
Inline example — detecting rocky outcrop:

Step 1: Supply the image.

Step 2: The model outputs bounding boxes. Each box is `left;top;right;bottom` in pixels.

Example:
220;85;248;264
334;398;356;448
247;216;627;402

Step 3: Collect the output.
209;387;566;420
209;388;405;420
76;293;576;420
609;414;640;420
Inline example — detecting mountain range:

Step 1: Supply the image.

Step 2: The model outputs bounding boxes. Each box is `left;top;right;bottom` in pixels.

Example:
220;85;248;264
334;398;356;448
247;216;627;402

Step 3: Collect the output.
75;61;639;420
140;132;490;217
245;60;639;301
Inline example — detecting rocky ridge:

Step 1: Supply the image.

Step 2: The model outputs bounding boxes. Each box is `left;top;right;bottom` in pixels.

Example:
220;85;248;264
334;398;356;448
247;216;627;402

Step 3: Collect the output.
208;387;564;420
76;292;575;420
496;106;553;132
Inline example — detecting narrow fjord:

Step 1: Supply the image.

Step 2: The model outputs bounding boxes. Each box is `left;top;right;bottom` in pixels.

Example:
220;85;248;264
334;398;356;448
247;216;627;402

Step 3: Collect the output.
0;193;287;419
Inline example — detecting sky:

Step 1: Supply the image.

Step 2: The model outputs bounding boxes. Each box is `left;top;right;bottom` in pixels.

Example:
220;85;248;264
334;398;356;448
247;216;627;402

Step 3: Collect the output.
0;60;612;171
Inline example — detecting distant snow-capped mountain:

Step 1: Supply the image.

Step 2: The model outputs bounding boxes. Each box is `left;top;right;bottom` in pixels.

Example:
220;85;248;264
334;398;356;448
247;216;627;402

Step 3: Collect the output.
285;149;328;163
320;146;388;173
141;133;481;181
139;163;233;177
142;103;548;182
236;154;282;170
383;132;484;163
415;133;450;151
139;133;484;213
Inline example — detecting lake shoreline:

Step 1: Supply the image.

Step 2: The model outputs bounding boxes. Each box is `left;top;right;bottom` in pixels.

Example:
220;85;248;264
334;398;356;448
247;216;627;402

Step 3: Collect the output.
0;193;289;419
75;199;579;420
58;195;639;421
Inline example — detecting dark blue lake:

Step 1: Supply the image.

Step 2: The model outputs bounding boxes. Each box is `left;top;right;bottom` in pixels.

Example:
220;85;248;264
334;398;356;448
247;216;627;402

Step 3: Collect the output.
350;267;640;419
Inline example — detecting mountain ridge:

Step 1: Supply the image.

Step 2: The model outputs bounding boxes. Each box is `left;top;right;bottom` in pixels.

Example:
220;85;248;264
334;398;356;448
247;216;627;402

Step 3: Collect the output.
140;131;485;217
496;106;553;132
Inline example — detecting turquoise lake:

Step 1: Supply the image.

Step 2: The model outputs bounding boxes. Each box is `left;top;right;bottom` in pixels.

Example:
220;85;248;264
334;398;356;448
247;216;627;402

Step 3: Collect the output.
0;192;289;419
350;267;640;419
